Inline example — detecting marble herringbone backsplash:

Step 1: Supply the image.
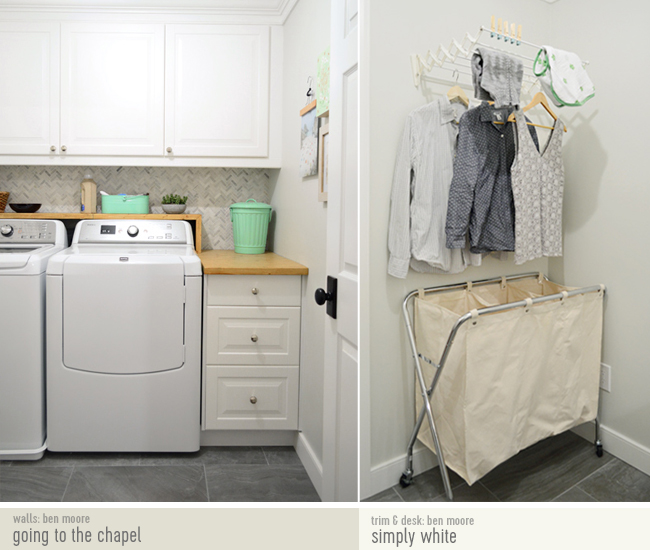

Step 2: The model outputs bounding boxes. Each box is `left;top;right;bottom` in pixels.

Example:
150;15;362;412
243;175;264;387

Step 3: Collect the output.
0;166;271;250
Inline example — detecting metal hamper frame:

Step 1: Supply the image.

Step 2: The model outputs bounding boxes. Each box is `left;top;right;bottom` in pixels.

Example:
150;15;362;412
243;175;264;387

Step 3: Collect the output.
399;272;606;501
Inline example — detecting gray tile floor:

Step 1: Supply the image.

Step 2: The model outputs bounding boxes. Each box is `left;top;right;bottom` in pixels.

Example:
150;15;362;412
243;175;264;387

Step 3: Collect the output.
0;447;320;503
365;431;650;503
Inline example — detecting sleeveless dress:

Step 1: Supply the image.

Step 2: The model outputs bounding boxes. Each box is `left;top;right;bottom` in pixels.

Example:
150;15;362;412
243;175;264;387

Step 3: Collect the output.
511;110;564;265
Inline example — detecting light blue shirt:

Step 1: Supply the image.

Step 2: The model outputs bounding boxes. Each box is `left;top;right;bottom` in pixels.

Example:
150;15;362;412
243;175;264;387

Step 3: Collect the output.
388;96;481;278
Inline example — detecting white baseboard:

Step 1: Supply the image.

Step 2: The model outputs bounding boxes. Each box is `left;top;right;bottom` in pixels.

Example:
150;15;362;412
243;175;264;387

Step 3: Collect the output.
362;444;438;501
295;432;323;499
573;422;650;477
200;430;296;446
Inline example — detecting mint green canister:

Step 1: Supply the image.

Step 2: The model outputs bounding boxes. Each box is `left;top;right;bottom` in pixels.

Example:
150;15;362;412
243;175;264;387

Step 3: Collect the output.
230;199;272;254
101;194;149;214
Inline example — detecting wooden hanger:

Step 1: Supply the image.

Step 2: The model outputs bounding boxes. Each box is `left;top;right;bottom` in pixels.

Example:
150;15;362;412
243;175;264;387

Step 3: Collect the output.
447;85;469;107
507;92;567;132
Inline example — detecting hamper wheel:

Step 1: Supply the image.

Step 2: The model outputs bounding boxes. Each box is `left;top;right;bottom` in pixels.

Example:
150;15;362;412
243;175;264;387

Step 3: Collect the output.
399;472;413;488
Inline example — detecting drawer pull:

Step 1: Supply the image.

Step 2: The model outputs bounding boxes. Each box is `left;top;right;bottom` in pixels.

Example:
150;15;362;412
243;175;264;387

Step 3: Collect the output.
251;334;258;343
251;287;259;295
250;396;258;404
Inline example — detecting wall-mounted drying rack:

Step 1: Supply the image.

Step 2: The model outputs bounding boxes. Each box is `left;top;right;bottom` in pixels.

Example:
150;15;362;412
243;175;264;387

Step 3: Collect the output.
410;16;589;92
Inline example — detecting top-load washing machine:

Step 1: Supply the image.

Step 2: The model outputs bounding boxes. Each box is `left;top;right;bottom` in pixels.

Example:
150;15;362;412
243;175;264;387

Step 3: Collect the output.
46;219;202;452
0;219;68;460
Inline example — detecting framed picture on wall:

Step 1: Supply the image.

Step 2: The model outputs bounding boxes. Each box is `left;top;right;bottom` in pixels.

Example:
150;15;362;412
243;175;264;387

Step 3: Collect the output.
318;123;329;202
316;47;330;117
299;100;319;177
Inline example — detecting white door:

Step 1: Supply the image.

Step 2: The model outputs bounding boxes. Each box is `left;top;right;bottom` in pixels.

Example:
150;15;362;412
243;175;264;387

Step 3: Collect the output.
60;23;164;156
165;25;270;158
320;0;358;502
0;22;59;155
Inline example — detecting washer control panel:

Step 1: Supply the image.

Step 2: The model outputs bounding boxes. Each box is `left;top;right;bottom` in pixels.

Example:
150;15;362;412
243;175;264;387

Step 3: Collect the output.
0;221;58;243
75;220;192;245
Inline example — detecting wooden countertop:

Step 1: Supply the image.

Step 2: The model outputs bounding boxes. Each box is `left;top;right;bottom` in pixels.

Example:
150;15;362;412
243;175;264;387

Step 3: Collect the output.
199;250;308;275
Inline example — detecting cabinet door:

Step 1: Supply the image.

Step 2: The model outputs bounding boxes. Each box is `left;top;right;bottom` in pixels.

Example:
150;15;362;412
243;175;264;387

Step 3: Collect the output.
205;306;300;366
204;365;299;430
165;25;270;158
0;22;59;155
60;23;164;156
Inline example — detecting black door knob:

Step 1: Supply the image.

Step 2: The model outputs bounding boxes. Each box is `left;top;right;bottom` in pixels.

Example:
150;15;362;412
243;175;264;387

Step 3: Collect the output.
314;276;338;319
315;288;331;306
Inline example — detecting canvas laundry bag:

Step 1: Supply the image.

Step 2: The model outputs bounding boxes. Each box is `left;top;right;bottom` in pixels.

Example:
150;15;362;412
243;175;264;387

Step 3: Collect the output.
414;278;603;485
533;46;595;107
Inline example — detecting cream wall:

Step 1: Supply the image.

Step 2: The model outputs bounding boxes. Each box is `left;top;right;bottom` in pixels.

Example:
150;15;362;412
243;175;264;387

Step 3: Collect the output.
547;1;650;471
363;0;552;497
268;0;330;494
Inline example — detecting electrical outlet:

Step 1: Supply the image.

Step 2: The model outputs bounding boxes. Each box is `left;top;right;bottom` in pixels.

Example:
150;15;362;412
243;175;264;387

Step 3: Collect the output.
600;363;611;392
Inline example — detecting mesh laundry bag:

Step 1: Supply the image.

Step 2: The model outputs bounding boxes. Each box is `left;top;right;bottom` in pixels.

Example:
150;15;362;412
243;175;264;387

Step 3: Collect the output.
414;277;603;485
533;46;595;107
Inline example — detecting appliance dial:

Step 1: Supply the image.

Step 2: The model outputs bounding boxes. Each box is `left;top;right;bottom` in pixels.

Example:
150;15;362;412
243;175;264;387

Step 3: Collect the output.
127;225;139;237
1;225;14;237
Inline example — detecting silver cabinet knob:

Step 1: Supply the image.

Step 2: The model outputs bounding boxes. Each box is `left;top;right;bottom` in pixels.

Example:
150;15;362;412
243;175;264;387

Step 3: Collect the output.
50;145;56;152
251;287;259;295
251;334;258;343
61;145;67;152
166;147;172;153
250;396;257;404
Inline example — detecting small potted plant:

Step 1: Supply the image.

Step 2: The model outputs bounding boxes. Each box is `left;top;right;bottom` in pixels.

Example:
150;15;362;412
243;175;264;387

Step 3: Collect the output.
161;193;188;214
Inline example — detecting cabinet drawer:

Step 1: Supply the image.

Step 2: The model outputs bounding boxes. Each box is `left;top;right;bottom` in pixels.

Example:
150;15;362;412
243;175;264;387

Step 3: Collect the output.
206;306;300;365
206;274;301;307
204;365;298;430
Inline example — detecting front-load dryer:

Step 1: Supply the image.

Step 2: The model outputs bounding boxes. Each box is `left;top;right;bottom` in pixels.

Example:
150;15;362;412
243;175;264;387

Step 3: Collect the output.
0;220;68;460
46;219;202;452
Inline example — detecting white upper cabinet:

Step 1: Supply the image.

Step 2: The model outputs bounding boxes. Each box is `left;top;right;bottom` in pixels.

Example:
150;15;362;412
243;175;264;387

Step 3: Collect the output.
165;25;270;158
0;13;281;166
60;23;164;156
0;22;59;155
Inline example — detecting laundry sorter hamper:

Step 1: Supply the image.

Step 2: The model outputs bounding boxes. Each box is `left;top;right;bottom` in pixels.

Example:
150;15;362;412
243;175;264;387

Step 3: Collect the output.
400;273;606;500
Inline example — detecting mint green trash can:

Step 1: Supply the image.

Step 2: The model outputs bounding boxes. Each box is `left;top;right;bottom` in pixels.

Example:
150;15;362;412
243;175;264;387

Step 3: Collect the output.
230;199;273;254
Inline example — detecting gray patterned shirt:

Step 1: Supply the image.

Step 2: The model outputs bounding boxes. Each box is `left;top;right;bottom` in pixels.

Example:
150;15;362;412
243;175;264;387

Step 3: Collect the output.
445;102;539;254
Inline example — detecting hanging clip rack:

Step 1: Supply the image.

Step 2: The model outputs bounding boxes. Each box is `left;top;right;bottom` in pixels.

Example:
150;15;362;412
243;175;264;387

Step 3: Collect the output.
489;15;522;46
410;16;574;92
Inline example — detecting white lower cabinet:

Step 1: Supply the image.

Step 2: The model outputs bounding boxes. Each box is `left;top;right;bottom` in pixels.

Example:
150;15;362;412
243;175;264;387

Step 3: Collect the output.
206;307;300;366
204;366;298;430
203;274;301;430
